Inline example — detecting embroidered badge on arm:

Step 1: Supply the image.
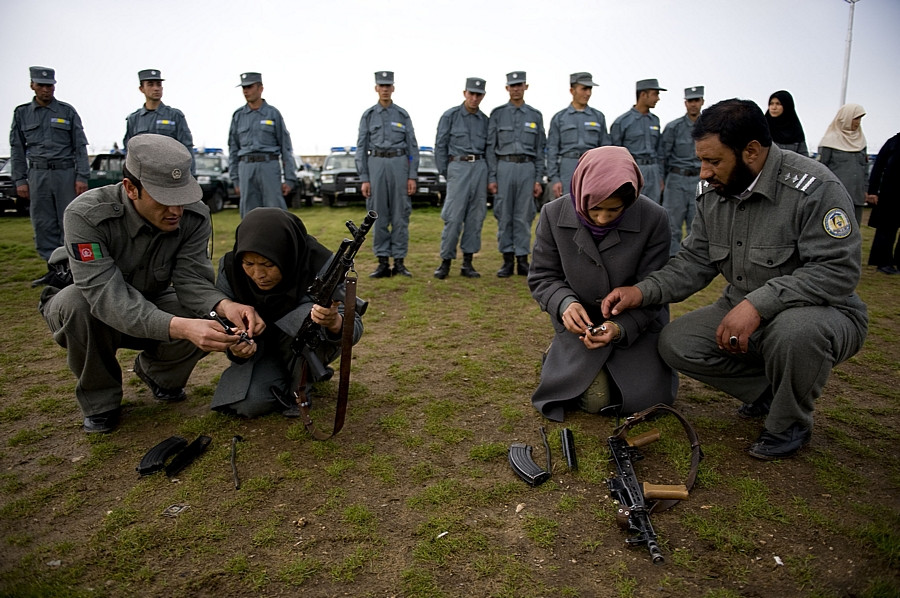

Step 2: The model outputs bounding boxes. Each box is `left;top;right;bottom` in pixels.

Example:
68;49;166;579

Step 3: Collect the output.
823;208;852;239
72;243;104;262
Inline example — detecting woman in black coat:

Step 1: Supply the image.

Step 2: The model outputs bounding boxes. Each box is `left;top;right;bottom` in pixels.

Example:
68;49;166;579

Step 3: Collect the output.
766;90;809;157
528;146;676;421
867;132;900;274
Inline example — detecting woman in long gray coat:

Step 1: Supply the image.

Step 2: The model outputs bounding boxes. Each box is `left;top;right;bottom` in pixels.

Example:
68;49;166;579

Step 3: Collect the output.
818;103;868;226
528;146;676;421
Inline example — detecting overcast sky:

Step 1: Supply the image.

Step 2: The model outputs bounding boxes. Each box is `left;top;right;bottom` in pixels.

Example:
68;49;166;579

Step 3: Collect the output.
3;0;898;159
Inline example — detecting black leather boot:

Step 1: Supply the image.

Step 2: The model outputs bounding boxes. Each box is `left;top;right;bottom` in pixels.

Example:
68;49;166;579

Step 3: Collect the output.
31;263;54;288
516;255;529;276
497;253;514;278
460;253;480;278
370;256;392;278
392;258;412;277
434;259;451;279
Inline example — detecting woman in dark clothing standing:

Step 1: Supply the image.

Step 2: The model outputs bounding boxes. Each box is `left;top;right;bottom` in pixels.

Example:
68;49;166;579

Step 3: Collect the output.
867;133;900;274
766;90;808;157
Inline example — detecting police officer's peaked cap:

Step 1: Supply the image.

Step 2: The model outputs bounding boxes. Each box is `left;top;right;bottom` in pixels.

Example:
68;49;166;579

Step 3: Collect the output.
465;77;486;94
570;72;597;87
138;69;164;82
375;71;394;85
506;71;526;85
238;72;263;87
125;135;201;206
30;66;56;85
684;86;704;100
636;78;666;92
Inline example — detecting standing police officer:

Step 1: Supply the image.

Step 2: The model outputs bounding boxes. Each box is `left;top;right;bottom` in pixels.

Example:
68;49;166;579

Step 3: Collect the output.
356;71;420;278
124;69;194;173
661;86;705;255
546;72;610;199
433;77;489;279
487;71;546;278
10;66;89;286
228;72;297;217
611;78;665;203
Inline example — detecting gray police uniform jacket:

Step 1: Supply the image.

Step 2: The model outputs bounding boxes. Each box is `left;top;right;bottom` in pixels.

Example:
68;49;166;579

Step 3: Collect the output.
9;97;89;185
124;102;194;153
546;105;610;183
610;108;661;162
661;115;700;173
228;100;298;190
434;103;488;174
818;147;868;207
528;195;675;421
355;102;419;181
486;102;546;183
635;144;867;328
62;183;226;341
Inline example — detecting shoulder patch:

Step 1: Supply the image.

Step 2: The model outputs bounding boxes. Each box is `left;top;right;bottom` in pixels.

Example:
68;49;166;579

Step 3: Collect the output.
823;208;852;239
72;242;104;262
778;167;822;195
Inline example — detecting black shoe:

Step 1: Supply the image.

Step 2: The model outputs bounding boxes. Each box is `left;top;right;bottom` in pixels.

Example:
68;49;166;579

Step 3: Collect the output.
370;259;392;278
134;359;186;402
433;259;451;279
516;255;529;276
876;265;899;275
497;253;514;278
747;423;811;460
30;270;55;288
460;260;480;278
392;259;412;277
737;394;772;419
83;408;121;434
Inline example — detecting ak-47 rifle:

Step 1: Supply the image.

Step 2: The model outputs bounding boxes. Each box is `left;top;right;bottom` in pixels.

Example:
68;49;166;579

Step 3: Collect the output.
606;404;703;564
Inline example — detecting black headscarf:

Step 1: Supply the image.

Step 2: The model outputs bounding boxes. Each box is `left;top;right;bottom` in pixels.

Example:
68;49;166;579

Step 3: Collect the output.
766;90;806;145
222;208;333;321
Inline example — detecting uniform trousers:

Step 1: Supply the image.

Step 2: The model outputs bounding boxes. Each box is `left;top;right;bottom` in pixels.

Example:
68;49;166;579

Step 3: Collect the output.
637;163;662;203
439;160;487;259
29;167;76;260
558;156;580;197
494;161;537;256
366;155;411;259
40;285;205;417
661;171;698;256
238;159;286;217
658;297;867;433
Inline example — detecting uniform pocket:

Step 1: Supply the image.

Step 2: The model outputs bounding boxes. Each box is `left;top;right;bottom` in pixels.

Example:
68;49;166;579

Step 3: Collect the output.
24;122;42;146
49;118;71;143
258;119;278;146
748;244;796;277
560;124;578;145
497;125;515;147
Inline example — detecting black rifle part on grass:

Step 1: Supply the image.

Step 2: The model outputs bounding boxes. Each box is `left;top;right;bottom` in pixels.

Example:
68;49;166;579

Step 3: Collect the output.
606;404;703;564
136;436;188;476
230;435;243;490
560;428;578;471
509;426;552;486
164;435;212;477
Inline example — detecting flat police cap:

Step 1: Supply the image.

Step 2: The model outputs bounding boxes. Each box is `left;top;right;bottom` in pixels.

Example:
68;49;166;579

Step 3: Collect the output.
636;78;666;92
125;134;201;207
30;66;56;85
138;69;164;82
375;71;394;85
684;86;704;100
570;72;597;87
466;77;486;94
506;71;526;85
238;72;262;87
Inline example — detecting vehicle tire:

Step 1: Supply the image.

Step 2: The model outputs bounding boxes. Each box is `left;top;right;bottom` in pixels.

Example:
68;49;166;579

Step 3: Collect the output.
325;193;336;207
206;188;225;213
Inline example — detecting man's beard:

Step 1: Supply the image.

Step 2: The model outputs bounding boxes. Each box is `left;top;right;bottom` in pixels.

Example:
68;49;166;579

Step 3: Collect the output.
717;155;756;197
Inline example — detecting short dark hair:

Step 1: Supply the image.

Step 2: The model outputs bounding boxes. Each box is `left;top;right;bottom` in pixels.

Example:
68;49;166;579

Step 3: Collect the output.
691;99;772;153
122;165;143;197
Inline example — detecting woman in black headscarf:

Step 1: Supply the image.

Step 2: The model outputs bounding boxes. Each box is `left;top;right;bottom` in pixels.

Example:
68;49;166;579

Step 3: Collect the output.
766;90;809;156
211;208;364;417
528;146;676;421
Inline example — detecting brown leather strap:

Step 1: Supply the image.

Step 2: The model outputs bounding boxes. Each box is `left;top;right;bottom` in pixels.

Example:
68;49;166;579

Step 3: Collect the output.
612;404;703;513
296;275;358;440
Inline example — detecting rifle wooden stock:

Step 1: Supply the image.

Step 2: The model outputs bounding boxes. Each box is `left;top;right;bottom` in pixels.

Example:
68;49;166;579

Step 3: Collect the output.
642;482;690;501
627;429;660;448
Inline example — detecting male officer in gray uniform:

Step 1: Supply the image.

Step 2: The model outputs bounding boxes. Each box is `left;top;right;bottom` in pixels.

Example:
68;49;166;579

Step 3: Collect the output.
602;99;868;461
487;71;546;277
39;134;263;434
356;71;419;278
124;69;194;174
661;85;704;255
433;77;489;279
610;78;665;203
9;66;89;286
228;72;297;217
546;72;610;199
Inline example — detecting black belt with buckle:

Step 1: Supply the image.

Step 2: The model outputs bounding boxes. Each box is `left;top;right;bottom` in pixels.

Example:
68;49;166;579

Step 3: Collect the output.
560;151;583;159
29;158;75;170
498;154;534;163
450;154;483;162
371;149;406;158
668;167;700;177
633;156;657;166
240;153;279;163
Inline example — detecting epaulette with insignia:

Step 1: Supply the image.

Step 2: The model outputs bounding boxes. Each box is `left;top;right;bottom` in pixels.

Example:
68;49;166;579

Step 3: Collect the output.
696;180;715;198
777;166;822;195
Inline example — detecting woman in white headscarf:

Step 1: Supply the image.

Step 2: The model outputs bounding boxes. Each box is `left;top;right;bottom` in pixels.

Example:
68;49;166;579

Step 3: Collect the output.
819;104;868;226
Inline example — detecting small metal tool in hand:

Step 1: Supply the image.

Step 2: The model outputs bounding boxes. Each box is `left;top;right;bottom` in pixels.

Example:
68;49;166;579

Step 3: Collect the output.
210;311;252;344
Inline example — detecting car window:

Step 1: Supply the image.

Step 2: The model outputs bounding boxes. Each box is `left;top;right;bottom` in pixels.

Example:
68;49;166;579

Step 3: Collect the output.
196;156;223;172
325;155;356;170
419;154;436;169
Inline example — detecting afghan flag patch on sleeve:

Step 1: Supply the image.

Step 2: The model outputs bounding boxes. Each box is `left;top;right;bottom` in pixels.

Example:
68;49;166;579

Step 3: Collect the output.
72;242;104;262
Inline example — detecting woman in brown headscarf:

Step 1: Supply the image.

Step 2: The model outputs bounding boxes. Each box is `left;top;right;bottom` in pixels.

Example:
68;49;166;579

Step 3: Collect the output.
529;146;676;421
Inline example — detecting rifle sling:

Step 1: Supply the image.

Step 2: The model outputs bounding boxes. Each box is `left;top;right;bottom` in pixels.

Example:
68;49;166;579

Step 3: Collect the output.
297;275;358;441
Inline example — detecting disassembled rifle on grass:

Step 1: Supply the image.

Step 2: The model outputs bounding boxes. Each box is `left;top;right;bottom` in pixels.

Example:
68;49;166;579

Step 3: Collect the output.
509;426;552;486
606;404;702;564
